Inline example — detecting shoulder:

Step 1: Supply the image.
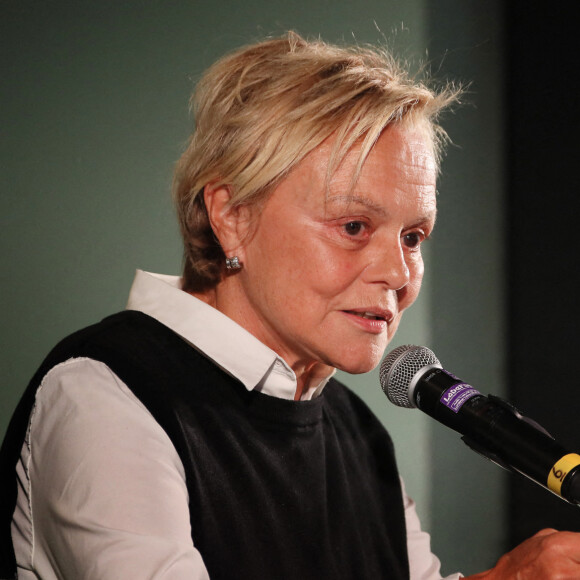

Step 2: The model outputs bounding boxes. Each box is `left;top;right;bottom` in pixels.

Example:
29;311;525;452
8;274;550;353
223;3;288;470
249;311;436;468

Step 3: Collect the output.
25;356;185;497
35;356;151;419
45;310;170;359
30;356;177;460
36;310;205;401
26;311;160;389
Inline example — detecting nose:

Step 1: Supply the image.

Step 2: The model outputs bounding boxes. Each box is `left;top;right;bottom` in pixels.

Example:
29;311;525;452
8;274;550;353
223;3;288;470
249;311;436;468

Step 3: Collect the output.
368;239;410;291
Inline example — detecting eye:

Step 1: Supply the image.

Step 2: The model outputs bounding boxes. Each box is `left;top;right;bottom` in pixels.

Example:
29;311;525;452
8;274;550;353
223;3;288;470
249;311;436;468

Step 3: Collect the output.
343;221;366;236
402;231;425;249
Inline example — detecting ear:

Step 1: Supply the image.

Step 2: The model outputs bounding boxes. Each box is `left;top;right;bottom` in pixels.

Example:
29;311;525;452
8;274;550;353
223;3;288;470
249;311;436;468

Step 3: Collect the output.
203;182;253;258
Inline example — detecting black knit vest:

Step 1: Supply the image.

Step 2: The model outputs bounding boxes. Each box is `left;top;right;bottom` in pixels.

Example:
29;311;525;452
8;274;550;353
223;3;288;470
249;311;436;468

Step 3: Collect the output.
0;311;409;579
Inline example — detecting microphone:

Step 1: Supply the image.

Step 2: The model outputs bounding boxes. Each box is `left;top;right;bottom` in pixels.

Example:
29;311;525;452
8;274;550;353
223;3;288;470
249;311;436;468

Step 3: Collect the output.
379;344;580;506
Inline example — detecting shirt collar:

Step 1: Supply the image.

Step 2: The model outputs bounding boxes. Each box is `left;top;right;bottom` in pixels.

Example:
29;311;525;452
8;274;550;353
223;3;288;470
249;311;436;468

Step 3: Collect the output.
126;270;334;400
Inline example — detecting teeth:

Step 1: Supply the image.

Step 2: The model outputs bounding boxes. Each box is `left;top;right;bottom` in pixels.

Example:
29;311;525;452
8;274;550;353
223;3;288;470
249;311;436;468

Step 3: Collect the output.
358;312;380;320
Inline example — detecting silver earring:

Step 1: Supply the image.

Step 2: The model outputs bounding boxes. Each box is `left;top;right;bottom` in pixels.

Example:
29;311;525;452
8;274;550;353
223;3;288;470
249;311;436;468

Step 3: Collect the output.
225;256;241;270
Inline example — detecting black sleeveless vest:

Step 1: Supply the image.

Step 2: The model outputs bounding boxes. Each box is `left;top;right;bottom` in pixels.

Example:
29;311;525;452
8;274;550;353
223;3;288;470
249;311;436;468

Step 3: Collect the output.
0;311;409;579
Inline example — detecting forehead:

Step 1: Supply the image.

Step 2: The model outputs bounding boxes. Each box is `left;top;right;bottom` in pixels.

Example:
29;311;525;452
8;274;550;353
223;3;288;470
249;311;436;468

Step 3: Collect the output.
291;125;437;214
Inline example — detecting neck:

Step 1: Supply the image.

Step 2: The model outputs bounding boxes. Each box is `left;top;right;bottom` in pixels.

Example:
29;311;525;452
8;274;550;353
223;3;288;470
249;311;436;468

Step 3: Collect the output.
189;280;335;401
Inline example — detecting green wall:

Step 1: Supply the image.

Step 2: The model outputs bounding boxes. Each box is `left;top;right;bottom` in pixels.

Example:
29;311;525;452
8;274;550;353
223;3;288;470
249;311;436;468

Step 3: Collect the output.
426;2;507;569
1;1;505;575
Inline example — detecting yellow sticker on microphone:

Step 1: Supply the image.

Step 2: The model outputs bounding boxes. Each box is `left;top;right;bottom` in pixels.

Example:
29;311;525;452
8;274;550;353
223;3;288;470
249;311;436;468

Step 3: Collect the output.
547;453;580;496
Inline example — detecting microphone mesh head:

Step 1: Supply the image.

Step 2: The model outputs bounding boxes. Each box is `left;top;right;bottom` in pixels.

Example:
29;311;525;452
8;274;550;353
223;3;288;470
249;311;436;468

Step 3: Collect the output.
379;345;440;408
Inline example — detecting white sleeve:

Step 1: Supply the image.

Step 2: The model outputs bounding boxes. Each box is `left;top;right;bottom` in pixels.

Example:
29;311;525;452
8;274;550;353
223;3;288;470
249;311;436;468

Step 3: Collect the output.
403;480;463;580
12;357;210;580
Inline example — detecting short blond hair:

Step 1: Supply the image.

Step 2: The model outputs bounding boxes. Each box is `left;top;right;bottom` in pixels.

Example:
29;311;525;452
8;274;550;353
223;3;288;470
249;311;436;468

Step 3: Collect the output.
174;31;459;292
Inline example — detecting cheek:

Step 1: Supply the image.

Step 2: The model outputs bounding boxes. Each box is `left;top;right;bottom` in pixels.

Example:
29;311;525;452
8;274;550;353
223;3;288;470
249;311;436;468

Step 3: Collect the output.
398;257;424;309
246;231;337;306
285;235;361;297
411;258;425;295
288;259;353;310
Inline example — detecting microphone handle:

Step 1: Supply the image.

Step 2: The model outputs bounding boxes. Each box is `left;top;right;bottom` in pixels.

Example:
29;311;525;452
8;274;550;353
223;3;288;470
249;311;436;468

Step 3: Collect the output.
415;367;580;505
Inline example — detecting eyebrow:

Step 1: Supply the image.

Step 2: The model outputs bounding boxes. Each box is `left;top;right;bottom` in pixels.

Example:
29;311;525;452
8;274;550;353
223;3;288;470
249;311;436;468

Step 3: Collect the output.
325;195;387;216
325;194;437;226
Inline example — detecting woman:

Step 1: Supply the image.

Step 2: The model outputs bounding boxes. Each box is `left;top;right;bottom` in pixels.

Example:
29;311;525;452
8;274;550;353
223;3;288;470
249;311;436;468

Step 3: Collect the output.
2;31;580;580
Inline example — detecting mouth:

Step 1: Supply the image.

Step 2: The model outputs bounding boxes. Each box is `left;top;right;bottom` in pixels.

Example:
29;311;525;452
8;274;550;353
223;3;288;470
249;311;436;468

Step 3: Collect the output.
342;308;395;332
345;310;387;321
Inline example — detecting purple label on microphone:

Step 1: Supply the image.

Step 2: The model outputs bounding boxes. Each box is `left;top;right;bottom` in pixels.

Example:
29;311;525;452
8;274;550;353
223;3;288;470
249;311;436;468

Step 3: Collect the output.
440;383;481;413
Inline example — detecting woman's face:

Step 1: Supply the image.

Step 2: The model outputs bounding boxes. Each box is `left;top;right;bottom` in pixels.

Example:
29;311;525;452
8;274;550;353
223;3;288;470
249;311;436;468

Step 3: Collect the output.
225;124;437;376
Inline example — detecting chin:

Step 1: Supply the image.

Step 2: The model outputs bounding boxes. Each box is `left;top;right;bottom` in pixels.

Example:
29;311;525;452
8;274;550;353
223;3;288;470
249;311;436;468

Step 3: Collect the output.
332;350;384;375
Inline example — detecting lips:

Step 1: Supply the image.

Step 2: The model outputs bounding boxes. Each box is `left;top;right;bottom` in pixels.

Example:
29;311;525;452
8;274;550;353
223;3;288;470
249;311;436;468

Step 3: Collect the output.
341;309;391;335
347;311;385;321
343;308;394;324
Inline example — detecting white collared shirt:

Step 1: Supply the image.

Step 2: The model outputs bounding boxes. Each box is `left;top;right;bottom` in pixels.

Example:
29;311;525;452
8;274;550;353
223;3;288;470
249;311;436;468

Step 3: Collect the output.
11;270;461;579
125;270;333;401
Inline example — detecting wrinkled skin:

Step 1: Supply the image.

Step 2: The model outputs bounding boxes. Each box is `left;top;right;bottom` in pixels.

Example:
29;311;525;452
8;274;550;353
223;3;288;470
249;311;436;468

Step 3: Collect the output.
467;528;580;579
198;124;437;398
